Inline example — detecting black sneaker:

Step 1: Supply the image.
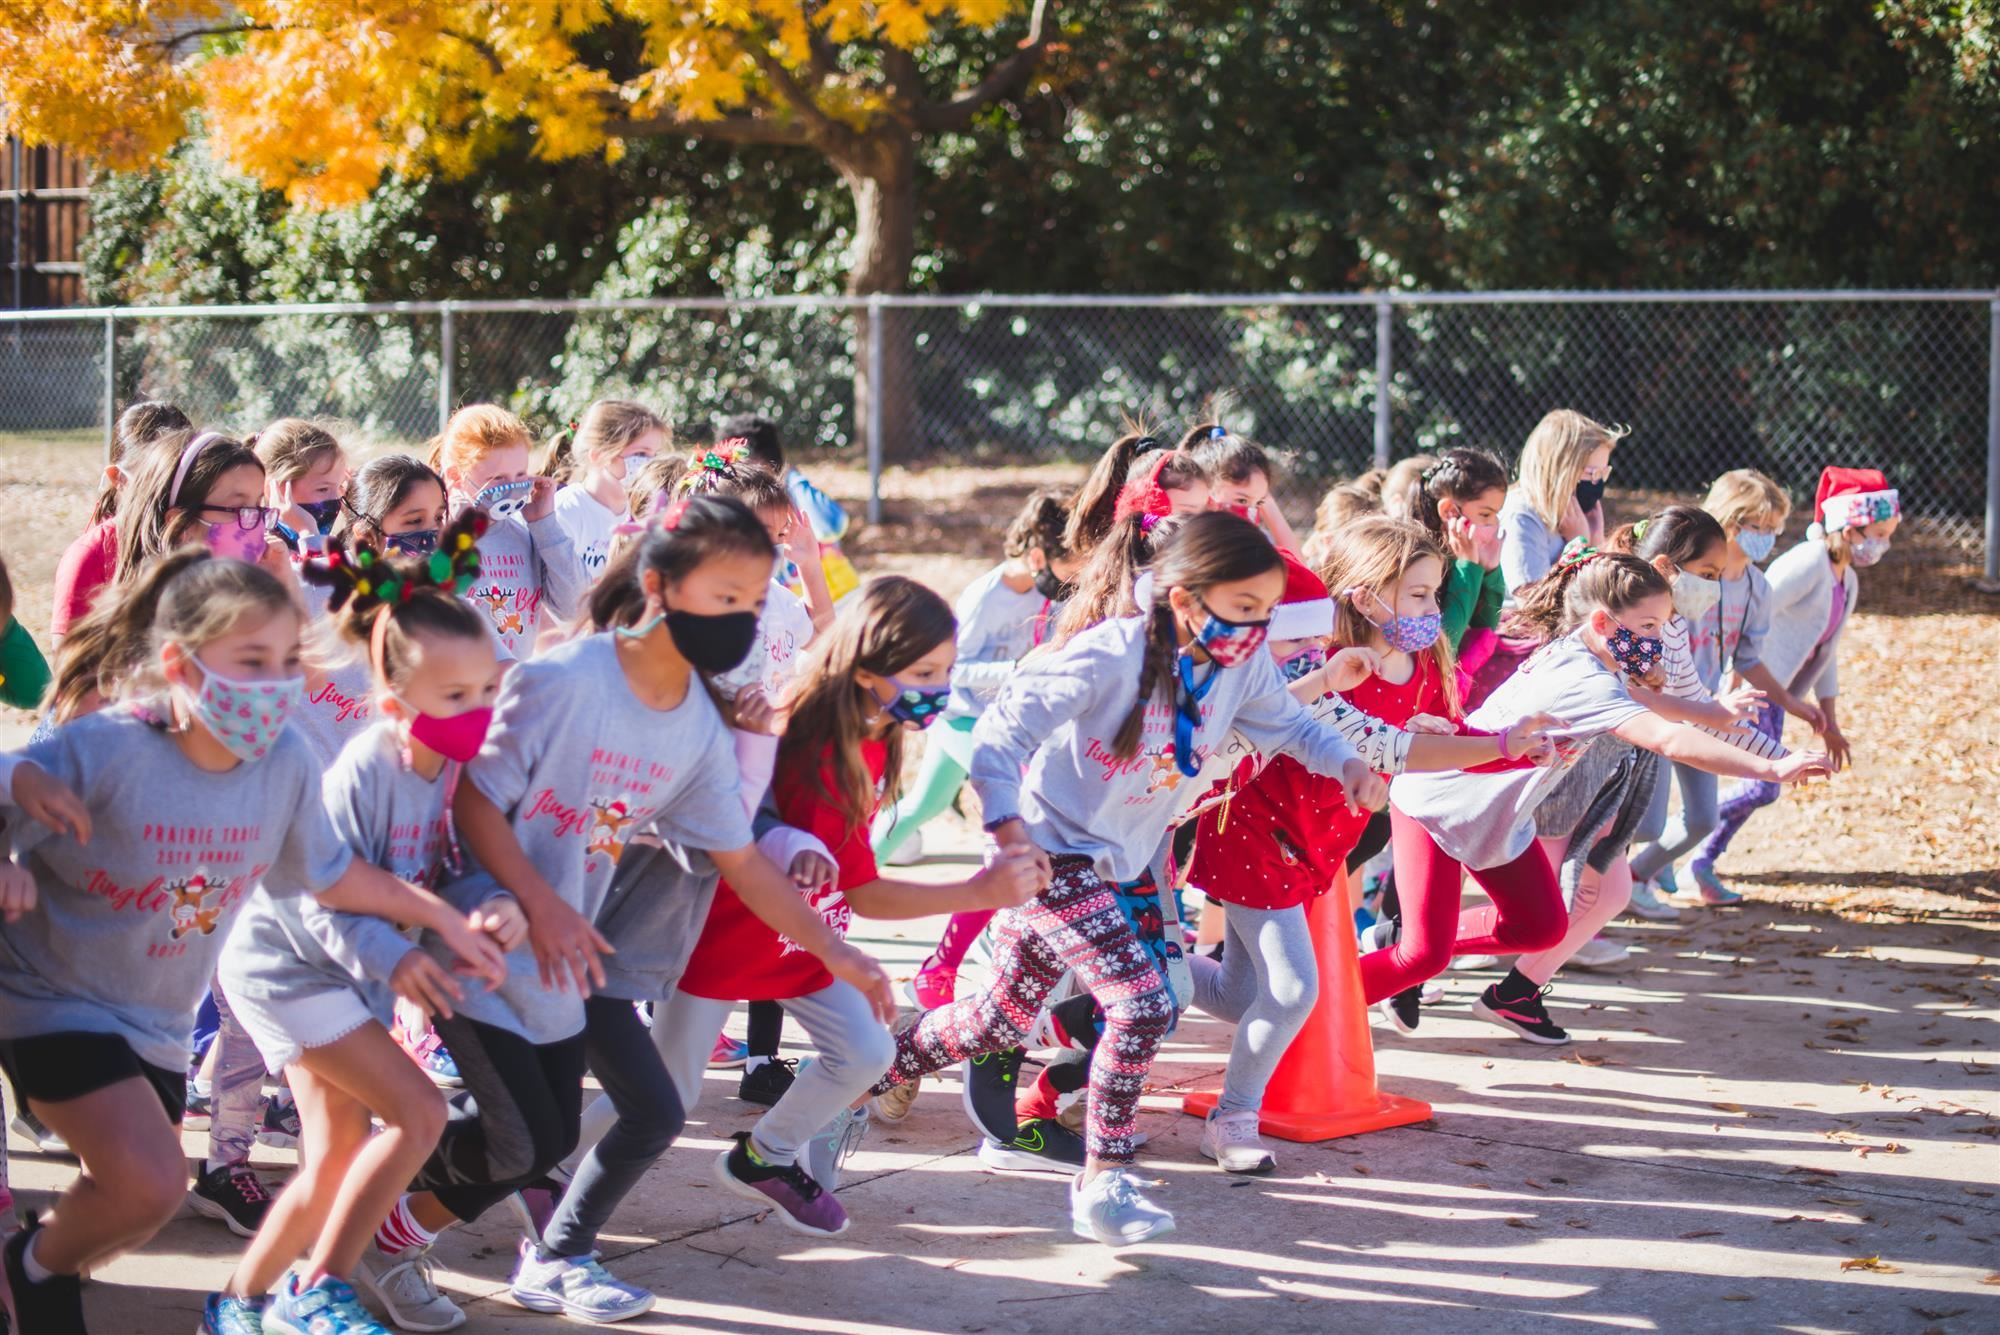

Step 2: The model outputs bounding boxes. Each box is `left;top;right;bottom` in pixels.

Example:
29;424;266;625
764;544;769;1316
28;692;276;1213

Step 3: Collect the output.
1472;976;1571;1045
1377;984;1422;1034
5;1218;85;1334
976;1116;1085;1174
960;1047;1024;1143
736;1057;798;1108
256;1095;301;1149
188;1162;275;1238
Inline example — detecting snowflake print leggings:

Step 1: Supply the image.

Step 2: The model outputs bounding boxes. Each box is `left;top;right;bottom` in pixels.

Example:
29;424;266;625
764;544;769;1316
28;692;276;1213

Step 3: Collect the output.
872;855;1173;1164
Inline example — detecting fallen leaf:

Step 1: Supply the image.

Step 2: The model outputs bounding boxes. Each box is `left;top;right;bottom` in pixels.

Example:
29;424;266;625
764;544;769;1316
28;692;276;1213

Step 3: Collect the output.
1785;1166;1840;1177
1841;1256;1902;1274
1912;1309;1966;1321
1712;1102;1746;1113
1818;1196;1864;1206
1938;1214;1963;1225
1504;1217;1536;1230
1453;1159;1489;1169
1680;1229;1724;1239
1523;1179;1547;1191
1564;1219;1590;1229
1720;1294;1754;1302
1352;1164;1370;1175
1980;1273;2000;1285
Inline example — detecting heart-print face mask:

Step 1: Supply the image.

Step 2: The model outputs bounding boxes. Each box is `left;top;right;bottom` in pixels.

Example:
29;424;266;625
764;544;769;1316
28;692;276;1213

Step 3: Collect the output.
182;658;304;763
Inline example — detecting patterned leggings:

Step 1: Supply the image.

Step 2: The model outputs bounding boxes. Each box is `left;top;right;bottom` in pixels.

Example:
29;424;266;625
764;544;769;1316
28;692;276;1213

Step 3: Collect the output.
1691;701;1787;870
872;855;1172;1164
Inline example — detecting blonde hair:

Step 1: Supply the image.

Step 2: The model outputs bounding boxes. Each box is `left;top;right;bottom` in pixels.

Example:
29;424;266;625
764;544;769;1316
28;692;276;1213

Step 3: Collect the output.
427;404;533;482
539;400;669;483
250;418;346;486
1378;454;1437;524
1514;409;1628;528
1301;474;1384;571
1703;468;1790;535
1314;515;1459;715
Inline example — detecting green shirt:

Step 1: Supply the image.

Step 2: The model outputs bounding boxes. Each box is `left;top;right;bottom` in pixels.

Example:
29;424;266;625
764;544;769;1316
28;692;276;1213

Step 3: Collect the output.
1440;559;1506;652
0;618;50;712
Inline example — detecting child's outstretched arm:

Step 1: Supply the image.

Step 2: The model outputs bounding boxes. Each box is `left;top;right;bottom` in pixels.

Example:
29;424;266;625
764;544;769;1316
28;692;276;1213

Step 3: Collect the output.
706;841;896;1022
1613;710;1827;783
311;859;509;992
1229;658;1382;809
843;846;1045;921
455;780;613;997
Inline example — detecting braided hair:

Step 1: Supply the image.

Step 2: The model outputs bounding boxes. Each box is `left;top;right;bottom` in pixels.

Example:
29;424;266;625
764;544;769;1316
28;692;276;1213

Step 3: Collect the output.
302;510;490;690
1406;447;1508;541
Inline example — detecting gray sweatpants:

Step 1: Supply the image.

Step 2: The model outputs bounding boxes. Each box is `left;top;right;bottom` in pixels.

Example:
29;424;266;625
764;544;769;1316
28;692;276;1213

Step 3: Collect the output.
644;982;894;1168
1188;902;1319;1116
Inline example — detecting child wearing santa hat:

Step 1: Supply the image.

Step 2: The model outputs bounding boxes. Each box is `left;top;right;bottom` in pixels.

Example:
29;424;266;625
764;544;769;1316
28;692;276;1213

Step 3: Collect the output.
1181;532;1547;1174
1685;465;1899;899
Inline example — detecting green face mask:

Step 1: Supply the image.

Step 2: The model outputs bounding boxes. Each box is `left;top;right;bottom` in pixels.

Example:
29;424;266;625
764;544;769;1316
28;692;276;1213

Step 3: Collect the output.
0;618;52;712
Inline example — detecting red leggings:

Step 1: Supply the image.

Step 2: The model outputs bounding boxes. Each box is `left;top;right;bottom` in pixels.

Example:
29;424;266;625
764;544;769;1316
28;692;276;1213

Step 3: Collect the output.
1359;805;1568;1004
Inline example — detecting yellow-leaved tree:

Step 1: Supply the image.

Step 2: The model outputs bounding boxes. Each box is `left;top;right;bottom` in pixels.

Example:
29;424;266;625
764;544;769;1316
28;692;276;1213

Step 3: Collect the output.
1;0;1055;447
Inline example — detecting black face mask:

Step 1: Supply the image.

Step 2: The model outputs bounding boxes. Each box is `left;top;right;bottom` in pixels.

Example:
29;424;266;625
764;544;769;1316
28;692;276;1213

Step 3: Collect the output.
1573;477;1607;513
1032;566;1074;602
665;608;759;675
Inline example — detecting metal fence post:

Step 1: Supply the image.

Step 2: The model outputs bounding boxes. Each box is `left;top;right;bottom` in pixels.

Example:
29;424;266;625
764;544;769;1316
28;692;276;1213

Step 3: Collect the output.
102;312;116;461
438;301;456;434
866;293;885;525
1986;297;2000;585
1373;297;1393;471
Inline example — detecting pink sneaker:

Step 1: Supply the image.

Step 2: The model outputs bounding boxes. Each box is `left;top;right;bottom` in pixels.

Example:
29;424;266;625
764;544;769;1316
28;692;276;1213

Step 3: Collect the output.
905;962;957;1011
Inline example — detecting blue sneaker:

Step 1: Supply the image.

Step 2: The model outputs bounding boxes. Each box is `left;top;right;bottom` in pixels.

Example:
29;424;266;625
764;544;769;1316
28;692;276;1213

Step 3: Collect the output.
405;1028;463;1089
264;1272;392;1335
256;1095;301;1150
708;1033;751;1069
200;1292;269;1335
1689;863;1743;906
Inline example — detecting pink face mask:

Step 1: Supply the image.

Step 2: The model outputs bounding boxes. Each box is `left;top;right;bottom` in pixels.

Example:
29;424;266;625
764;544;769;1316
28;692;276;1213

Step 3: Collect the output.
403;704;494;764
205;520;269;564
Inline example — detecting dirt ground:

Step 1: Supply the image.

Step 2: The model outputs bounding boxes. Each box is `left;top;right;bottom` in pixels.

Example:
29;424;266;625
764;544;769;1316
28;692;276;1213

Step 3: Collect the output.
0;435;1996;1333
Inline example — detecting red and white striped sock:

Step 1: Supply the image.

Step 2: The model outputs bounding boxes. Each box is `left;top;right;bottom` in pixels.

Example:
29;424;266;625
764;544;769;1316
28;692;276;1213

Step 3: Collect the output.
373;1195;440;1256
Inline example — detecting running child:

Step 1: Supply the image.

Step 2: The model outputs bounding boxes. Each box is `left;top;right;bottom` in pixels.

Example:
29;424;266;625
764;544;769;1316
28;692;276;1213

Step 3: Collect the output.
202;516;517;1335
1379;550;1830;1040
871;511;1387;1247
667;576;1047;1237
1683;466;1897;898
355;495;893;1331
1185;523;1555;1171
1064;424;1210;558
0;550;489;1335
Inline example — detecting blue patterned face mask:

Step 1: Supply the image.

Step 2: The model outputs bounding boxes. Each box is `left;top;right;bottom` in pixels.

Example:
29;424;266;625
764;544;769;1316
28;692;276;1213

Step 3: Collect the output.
1605;624;1664;679
1736;529;1778;563
473;479;534;519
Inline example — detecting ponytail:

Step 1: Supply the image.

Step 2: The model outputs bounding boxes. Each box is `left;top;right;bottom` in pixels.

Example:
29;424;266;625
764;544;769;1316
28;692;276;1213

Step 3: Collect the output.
1066;418;1164;556
49;549;207;721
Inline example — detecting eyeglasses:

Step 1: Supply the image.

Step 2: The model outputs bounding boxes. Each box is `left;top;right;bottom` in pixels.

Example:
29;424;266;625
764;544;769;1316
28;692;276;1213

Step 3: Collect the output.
196;504;279;532
1579;463;1616;483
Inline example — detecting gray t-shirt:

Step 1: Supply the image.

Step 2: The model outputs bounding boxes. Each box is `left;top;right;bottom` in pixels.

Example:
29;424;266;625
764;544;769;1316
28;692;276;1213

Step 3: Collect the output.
433;632;752;1043
1392;633;1650;869
221;721;453;1025
460;509;589;660
0;707;353;1070
969;615;1362;885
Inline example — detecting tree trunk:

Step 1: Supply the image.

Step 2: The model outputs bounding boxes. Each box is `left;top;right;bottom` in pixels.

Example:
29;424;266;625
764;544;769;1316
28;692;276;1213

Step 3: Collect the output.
839;132;918;504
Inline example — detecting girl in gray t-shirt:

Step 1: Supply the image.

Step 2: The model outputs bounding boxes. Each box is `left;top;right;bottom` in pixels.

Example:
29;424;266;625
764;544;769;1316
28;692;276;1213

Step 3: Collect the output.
205;516;519;1334
0;550;499;1333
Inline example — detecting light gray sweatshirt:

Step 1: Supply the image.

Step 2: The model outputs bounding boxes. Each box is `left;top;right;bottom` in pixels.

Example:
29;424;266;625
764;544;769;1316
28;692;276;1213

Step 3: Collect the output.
970;615;1363;884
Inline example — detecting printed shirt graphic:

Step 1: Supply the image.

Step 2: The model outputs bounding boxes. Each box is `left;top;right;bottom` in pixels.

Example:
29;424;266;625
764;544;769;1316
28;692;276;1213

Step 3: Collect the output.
433;632;750;1043
463;509;588;659
0;707;351;1070
289;657;377;766
222;720;454;1024
552;484;624;580
678;739;886;1002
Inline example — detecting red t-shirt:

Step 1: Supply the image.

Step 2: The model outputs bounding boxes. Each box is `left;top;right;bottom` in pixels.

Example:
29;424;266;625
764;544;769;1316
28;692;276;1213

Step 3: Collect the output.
51;519;118;636
676;738;886;1002
1189;657;1452;910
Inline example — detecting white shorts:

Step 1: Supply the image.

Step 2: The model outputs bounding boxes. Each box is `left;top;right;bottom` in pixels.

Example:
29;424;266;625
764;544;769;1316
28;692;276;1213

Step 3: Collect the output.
225;983;378;1075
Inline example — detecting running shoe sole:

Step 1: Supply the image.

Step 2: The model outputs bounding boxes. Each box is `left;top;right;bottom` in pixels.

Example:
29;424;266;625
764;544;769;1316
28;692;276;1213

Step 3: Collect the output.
708;1152;849;1238
1471;997;1571;1045
1070;1215;1176;1247
509;1285;655;1323
977;1140;1081;1175
186;1190;261;1239
1197;1140;1275;1176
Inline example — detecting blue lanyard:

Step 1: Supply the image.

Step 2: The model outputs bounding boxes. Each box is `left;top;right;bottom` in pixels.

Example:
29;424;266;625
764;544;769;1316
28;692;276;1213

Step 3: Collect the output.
1172;652;1218;777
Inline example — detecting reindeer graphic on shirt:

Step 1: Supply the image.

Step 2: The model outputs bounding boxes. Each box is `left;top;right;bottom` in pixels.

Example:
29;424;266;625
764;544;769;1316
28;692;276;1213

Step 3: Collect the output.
587;799;639;863
166;874;223;940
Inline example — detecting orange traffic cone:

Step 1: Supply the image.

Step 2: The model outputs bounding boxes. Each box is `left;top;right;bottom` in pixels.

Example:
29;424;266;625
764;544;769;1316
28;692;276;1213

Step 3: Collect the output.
1183;866;1433;1141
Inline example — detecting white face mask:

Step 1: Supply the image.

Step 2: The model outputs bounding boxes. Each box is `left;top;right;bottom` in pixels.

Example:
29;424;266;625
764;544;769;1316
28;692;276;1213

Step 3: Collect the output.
1672;570;1721;623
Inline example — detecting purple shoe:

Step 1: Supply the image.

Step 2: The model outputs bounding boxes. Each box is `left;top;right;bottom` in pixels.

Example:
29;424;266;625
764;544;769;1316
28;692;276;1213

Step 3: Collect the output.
711;1133;849;1237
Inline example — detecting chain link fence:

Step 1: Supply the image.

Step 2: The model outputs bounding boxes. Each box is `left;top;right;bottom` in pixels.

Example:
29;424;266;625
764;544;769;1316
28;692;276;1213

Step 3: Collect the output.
1;293;1993;575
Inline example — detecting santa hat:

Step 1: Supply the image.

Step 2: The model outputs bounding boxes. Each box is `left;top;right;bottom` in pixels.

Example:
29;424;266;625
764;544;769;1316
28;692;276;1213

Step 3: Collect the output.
1814;466;1899;532
1268;550;1335;641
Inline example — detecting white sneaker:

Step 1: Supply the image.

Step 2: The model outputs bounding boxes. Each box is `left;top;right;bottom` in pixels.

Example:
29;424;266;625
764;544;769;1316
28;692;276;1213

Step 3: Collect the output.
1451;954;1502;971
1358;917;1400;954
1625;879;1681;922
508;1238;654;1323
1419;978;1446;1005
1568;936;1631;971
882;828;925;866
356;1243;465;1332
1199;1109;1275;1175
1069;1168;1175;1246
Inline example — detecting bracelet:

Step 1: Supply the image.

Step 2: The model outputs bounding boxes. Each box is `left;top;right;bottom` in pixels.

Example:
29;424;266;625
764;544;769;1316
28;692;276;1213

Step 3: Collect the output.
1498;728;1515;761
